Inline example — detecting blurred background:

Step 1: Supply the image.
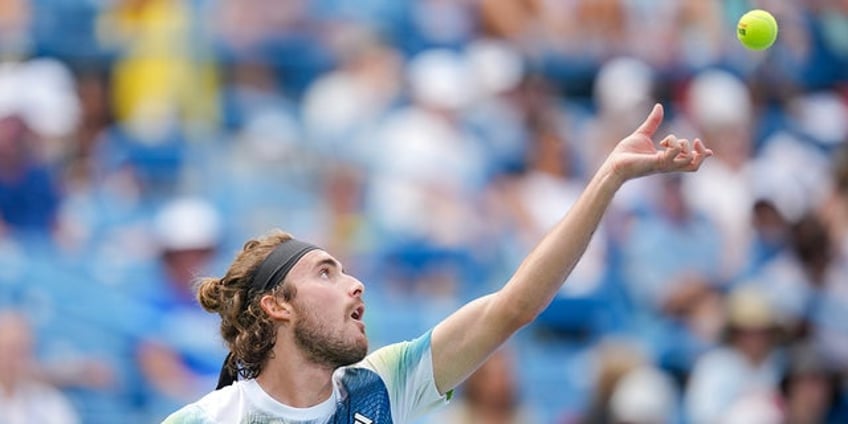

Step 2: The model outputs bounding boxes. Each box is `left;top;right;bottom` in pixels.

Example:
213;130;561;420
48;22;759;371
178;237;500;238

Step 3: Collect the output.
0;0;846;422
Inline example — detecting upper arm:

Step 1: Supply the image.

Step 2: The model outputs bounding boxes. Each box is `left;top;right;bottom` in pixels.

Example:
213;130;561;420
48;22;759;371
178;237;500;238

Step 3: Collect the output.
430;291;528;395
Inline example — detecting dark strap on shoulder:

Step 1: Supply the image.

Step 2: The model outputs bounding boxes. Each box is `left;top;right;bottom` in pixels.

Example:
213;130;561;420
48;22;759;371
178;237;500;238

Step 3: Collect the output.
216;352;236;390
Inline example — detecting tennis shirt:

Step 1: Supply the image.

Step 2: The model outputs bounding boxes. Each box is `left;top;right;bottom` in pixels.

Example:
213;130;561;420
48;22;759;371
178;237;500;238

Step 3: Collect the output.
162;331;448;423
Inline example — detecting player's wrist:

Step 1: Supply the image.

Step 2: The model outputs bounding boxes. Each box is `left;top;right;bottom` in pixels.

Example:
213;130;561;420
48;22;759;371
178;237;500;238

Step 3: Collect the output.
597;158;629;189
593;160;630;192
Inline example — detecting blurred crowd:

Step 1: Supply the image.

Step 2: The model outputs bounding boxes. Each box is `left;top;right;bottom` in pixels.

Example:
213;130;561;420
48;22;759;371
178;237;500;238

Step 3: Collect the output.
0;0;846;423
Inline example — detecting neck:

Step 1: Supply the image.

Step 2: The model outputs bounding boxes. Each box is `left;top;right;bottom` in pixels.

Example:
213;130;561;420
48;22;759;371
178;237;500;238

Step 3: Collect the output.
255;335;335;408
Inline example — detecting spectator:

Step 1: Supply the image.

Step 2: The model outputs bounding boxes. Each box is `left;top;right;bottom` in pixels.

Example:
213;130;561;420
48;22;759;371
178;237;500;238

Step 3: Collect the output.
0;58;81;237
680;69;757;283
584;56;656;172
609;365;679;424
0;112;59;236
684;287;784;424
423;348;535;424
366;48;489;295
0;1;846;422
0;310;79;424
617;173;725;381
744;212;848;369
98;0;219;134
300;25;403;162
779;343;848;424
619;173;722;316
136;197;228;420
580;339;648;424
494;115;602;295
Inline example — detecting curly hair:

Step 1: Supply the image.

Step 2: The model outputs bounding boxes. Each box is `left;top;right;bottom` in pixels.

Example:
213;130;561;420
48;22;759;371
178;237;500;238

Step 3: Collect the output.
196;230;297;379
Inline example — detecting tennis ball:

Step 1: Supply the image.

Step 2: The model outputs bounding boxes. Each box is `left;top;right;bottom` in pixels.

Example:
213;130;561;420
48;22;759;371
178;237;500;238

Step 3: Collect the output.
737;9;778;50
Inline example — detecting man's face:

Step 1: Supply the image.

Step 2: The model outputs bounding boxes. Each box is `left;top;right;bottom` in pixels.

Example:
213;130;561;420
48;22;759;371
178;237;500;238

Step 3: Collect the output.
285;250;368;369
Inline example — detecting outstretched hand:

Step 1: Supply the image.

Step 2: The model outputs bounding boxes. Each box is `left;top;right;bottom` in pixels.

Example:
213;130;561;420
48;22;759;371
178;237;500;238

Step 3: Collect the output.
429;106;712;398
606;104;713;182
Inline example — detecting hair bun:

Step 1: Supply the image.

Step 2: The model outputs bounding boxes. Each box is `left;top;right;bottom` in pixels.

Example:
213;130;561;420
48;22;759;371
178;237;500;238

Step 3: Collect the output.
196;276;225;313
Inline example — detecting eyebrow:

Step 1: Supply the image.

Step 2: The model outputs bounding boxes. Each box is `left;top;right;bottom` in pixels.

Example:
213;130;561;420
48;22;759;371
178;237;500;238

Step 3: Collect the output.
314;257;345;274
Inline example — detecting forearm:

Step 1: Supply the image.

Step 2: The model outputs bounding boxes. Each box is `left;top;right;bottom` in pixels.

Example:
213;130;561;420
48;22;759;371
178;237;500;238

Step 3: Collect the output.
497;161;624;323
432;163;622;392
431;104;710;394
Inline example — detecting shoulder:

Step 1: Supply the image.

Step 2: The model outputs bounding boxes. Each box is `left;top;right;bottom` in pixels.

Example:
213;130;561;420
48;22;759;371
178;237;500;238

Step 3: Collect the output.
336;365;387;393
162;384;243;424
162;404;208;424
347;331;449;422
360;330;433;373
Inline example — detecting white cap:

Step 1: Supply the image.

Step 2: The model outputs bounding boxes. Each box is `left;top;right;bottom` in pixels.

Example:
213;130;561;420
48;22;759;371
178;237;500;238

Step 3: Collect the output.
466;39;523;98
751;132;832;223
594;56;655;115
20;58;81;138
789;92;848;146
0;59;81;138
154;198;222;251
687;69;752;130
610;366;678;423
408;49;473;111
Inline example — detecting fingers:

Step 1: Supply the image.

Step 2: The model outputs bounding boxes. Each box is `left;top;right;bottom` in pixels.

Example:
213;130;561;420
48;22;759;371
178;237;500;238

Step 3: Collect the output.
635;103;664;138
693;138;714;158
679;139;691;156
673;139;692;165
684;138;713;171
659;134;674;148
660;136;711;171
660;135;687;162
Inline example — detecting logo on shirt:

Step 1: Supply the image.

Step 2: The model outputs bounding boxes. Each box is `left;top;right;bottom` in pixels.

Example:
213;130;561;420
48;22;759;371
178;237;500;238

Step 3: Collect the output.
353;412;373;424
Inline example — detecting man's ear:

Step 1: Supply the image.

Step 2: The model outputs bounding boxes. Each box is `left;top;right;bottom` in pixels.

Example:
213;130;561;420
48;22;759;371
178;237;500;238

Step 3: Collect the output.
259;294;292;321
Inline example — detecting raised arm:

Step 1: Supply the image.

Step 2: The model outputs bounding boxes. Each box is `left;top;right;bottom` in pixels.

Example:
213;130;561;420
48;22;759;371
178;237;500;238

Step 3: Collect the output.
430;104;713;394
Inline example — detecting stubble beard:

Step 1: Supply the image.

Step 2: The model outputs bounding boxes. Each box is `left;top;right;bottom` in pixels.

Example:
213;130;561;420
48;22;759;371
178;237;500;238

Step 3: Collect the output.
292;302;368;369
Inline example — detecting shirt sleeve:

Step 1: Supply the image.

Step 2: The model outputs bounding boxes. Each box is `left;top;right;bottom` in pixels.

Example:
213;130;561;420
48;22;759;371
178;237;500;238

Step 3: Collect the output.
161;404;209;424
359;330;450;423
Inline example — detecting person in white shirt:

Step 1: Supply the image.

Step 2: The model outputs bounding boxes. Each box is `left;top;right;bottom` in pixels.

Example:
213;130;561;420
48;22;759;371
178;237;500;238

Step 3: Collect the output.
684;287;784;424
0;310;79;424
164;104;712;423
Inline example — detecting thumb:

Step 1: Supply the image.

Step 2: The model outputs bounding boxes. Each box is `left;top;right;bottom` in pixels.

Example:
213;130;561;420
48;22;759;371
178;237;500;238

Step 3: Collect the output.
633;103;664;138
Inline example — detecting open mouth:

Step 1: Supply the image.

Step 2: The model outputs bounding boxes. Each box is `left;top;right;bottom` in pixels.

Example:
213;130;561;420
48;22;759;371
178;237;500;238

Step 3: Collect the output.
351;305;365;321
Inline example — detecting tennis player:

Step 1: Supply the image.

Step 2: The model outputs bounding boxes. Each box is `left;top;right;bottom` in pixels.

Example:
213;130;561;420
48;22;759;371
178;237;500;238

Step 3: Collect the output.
164;104;712;423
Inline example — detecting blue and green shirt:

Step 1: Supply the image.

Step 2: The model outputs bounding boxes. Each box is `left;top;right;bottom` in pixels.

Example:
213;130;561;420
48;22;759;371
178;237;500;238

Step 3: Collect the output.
163;331;448;423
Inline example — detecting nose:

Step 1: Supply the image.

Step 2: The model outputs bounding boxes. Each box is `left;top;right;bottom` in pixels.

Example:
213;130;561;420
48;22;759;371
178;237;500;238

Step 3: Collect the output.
348;276;365;298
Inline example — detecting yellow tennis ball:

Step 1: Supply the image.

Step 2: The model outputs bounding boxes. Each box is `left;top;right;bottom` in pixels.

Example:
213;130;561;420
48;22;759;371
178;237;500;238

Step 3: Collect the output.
737;9;778;50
